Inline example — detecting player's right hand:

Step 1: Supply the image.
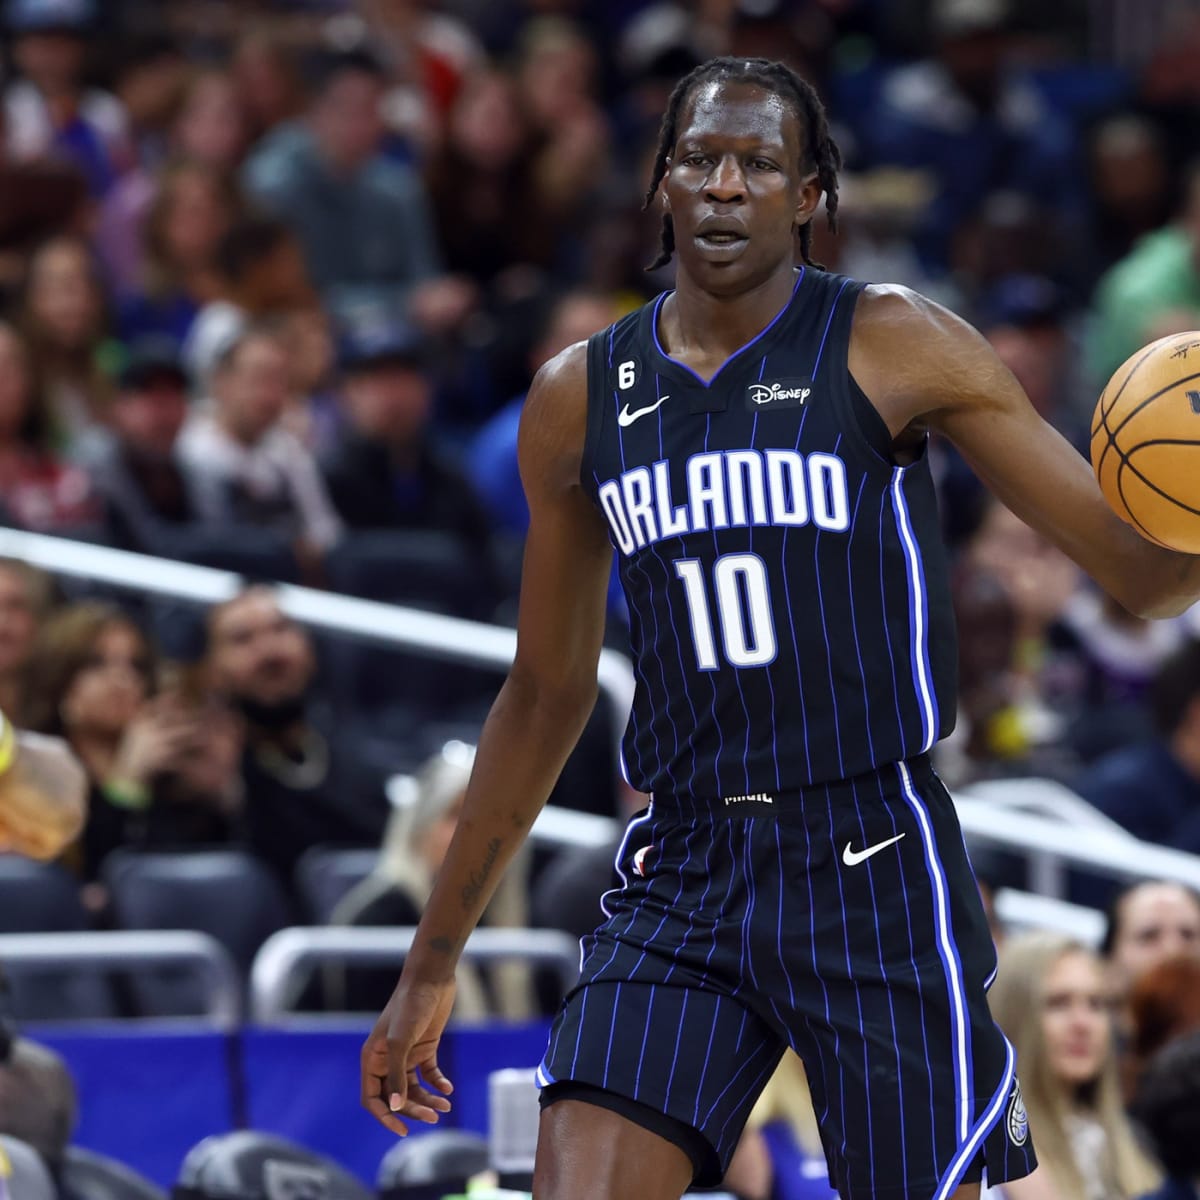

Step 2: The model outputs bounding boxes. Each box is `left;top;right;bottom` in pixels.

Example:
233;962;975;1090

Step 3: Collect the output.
361;975;456;1135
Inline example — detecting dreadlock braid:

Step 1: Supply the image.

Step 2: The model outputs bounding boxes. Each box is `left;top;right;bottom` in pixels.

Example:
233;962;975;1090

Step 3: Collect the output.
643;57;841;272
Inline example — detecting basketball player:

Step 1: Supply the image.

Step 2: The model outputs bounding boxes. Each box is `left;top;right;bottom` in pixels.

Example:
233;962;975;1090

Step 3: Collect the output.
361;58;1200;1199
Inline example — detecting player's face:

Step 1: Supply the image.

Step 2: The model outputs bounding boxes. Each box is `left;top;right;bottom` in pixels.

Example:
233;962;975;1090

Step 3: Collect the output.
663;81;819;296
1110;883;1200;995
1040;950;1110;1090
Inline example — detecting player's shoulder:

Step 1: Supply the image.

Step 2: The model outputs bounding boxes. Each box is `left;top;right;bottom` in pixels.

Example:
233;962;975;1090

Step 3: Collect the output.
851;282;985;367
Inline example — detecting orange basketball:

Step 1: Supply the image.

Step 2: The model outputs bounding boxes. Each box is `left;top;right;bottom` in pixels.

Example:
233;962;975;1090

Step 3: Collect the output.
1091;331;1200;553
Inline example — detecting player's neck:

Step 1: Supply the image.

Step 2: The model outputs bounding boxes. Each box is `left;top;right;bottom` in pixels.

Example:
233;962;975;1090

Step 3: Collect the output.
665;265;800;364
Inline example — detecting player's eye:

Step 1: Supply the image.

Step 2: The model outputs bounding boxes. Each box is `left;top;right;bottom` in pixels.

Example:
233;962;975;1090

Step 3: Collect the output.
751;159;778;171
681;154;710;167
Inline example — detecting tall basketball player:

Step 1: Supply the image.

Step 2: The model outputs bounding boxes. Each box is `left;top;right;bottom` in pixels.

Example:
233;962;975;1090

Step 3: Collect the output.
362;58;1200;1199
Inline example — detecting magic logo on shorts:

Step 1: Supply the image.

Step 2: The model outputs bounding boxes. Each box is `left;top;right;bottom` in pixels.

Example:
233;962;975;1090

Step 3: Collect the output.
1007;1080;1028;1147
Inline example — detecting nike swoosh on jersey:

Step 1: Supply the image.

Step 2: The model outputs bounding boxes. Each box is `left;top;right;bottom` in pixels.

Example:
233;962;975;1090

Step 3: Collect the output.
617;395;669;427
841;832;906;866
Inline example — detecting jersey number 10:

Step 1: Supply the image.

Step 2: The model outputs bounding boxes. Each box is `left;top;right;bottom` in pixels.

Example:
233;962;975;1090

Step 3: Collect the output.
675;553;777;670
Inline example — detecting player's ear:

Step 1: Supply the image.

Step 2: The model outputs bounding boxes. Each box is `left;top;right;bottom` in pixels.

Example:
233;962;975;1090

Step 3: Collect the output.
662;160;672;210
794;170;821;228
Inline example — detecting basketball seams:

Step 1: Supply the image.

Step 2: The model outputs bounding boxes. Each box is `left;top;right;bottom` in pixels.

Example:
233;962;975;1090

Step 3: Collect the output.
1121;442;1200;517
1094;339;1179;478
1115;456;1174;547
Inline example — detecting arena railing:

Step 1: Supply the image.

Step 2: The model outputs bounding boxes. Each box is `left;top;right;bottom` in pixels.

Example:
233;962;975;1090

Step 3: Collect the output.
0;930;242;1027
0;529;637;755
249;926;582;1025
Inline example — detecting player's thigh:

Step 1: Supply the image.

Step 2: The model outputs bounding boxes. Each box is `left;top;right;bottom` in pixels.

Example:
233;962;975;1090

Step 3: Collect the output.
782;763;1034;1198
533;1098;694;1200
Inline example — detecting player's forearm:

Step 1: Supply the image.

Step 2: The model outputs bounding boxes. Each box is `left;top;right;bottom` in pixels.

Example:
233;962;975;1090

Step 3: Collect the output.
404;666;599;980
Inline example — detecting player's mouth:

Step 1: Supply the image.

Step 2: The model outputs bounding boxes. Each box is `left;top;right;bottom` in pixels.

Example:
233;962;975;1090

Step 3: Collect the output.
694;223;749;260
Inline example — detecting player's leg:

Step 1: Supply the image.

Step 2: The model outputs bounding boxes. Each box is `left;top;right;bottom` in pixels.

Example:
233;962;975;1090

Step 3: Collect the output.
533;1096;695;1200
771;759;1037;1198
537;803;787;1192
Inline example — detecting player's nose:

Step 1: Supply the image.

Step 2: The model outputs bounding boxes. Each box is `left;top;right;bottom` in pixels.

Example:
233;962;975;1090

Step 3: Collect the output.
705;154;746;201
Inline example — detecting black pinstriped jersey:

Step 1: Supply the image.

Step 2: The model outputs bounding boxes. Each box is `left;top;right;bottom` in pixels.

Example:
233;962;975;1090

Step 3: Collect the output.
581;268;956;798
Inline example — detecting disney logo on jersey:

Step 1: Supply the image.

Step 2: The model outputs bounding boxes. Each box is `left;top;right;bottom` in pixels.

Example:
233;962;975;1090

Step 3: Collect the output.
746;378;812;410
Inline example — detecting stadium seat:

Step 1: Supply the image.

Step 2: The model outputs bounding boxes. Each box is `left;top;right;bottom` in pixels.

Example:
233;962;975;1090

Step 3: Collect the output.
376;1130;489;1200
104;851;290;1017
0;856;116;1020
172;1131;371;1200
294;847;379;924
61;1145;166;1200
0;1135;55;1200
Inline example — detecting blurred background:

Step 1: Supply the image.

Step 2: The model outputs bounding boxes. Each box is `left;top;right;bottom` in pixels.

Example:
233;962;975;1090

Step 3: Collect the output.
0;0;1199;1196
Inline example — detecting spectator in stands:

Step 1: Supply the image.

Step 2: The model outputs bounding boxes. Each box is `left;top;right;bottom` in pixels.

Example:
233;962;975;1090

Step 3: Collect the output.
321;324;493;558
278;304;340;457
1075;641;1200;849
1;0;131;198
1132;1031;1200;1200
99;69;250;298
514;18;612;221
204;586;388;890
1083;114;1174;289
0;1037;75;1187
1057;590;1189;765
425;68;557;287
182;215;314;385
179;324;343;574
243;48;474;337
18;236;115;449
230;30;305;147
80;337;202;553
722;1051;838;1200
1126;955;1200;1101
0;559;53;719
859;0;1076;275
23;602;242;880
469;290;619;540
114;160;241;347
1102;881;1200;1032
1087;160;1200;388
0;321;100;535
942;494;1082;779
110;34;188;167
332;740;534;1019
988;932;1161;1200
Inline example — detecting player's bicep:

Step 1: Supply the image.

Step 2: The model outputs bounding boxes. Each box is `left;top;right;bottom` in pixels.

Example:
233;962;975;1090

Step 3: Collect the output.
922;315;1161;605
510;350;613;698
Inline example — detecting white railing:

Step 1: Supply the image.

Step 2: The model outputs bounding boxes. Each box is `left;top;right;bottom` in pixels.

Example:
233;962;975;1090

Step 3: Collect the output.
0;930;241;1027
0;529;636;752
250;926;581;1024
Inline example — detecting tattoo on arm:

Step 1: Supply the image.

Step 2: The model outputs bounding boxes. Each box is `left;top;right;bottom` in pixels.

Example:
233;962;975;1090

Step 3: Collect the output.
461;836;503;911
428;936;454;955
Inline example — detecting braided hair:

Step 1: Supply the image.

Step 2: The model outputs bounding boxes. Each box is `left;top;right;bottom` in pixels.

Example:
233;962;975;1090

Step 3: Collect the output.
643;57;841;271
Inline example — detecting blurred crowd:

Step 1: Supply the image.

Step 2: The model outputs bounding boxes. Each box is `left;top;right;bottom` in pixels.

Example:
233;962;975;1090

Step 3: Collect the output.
0;0;1200;1192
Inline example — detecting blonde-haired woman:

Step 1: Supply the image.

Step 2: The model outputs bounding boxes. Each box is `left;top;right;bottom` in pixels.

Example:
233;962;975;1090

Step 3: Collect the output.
988;932;1161;1200
332;741;534;1021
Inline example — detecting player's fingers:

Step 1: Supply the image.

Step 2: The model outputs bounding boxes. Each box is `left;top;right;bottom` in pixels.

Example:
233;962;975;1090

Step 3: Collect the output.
405;1074;453;1116
363;1034;406;1115
385;1036;416;1111
417;1053;454;1096
361;1094;410;1136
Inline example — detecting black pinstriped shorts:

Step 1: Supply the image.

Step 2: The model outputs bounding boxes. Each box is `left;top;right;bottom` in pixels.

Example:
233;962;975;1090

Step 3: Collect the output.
538;756;1037;1196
